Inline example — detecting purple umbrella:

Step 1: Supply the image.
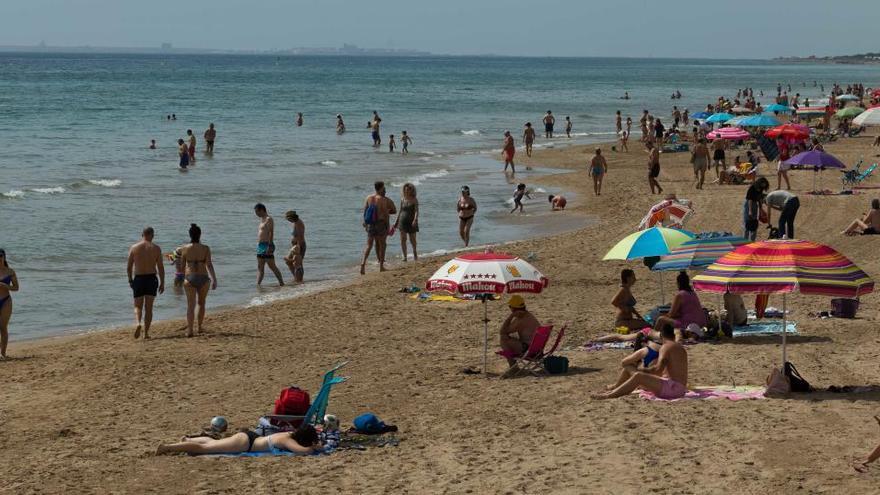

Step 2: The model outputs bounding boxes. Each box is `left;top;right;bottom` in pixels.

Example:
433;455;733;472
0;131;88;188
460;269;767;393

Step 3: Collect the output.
784;150;847;193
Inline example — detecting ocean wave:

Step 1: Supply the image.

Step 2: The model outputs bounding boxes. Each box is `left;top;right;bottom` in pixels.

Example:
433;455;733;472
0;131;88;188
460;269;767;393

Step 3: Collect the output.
88;179;122;187
391;169;449;187
31;187;66;194
2;190;25;199
460;129;481;136
319;160;338;167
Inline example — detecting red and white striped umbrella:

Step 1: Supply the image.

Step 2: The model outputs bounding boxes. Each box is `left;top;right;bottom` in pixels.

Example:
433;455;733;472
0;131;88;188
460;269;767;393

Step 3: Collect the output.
706;127;751;140
426;252;549;295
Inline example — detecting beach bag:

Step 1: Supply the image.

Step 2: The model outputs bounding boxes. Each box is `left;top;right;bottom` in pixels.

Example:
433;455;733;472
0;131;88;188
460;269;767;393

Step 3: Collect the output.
363;200;378;225
830;298;859;318
353;413;386;434
765;367;790;395
271;386;311;427
784;361;813;393
543;356;569;374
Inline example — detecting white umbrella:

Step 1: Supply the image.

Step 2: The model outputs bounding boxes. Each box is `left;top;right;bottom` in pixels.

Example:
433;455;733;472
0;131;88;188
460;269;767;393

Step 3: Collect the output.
426;251;549;374
853;107;880;126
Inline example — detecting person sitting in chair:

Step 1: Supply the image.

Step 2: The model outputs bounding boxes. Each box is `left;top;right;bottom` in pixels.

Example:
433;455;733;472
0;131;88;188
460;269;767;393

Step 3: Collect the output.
499;295;540;367
592;323;688;400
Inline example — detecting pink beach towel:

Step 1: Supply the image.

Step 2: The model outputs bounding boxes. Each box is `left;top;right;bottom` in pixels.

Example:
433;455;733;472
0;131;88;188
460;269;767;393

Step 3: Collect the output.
638;385;765;402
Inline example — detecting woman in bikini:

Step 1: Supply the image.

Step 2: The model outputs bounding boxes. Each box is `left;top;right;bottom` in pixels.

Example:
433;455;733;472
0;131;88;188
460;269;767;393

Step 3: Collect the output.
457;186;477;247
592;269;660;344
180;224;218;337
0;249;20;359
157;424;321;456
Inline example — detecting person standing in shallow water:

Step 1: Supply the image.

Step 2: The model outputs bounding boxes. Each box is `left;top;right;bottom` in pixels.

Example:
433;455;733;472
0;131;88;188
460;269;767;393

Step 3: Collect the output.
203;123;216;154
394;183;419;262
457;186;477;247
502;131;516;173
543;110;555;138
522;123;536;157
589;148;607;196
127;227;165;340
0;249;20;359
284;210;306;283
254;203;285;286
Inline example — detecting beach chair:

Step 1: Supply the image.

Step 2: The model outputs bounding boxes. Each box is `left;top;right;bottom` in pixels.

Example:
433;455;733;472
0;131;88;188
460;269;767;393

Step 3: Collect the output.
855;163;878;185
263;362;348;428
497;324;567;378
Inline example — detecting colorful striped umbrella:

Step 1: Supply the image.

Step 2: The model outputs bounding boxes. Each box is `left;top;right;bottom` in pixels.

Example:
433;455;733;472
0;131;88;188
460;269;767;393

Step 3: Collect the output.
853;107;880;126
796;106;827;116
651;235;750;272
706;127;751;140
603;227;695;261
692;240;873;364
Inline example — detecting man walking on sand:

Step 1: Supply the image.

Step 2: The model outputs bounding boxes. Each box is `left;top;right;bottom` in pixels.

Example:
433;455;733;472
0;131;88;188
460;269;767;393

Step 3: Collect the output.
127;227;165;340
254;203;285;286
361;181;397;274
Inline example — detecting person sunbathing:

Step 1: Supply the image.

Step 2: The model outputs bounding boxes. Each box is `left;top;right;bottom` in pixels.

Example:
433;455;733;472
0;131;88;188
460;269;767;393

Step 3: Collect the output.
653;271;707;341
156;424;321;456
499;295;540;366
601;333;662;391
854;415;880;472
842;199;880;236
592;323;688;400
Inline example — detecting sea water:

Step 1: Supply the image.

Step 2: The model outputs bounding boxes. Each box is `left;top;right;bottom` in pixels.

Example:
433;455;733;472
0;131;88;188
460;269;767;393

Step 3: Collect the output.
1;53;879;340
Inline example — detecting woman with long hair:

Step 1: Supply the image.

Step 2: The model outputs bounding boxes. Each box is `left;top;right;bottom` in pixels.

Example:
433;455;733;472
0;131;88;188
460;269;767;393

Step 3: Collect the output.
157;424;321;456
0;249;20;359
394;183;419;261
180;224;217;337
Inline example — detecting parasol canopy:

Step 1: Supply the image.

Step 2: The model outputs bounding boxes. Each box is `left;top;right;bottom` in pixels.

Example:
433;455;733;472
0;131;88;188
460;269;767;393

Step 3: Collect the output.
738;114;782;128
690;111;713;120
706;127;751;140
765;123;810;140
835;107;864;119
795;106;827;116
637;199;695;230
853;107;880;126
706;113;734;124
651;235;749;272
604;227;694;261
764;103;792;114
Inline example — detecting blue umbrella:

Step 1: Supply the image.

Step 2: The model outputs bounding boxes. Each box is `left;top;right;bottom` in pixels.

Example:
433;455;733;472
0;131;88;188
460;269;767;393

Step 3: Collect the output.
691;111;713;120
739;114;782;127
706;113;733;124
764;103;792;113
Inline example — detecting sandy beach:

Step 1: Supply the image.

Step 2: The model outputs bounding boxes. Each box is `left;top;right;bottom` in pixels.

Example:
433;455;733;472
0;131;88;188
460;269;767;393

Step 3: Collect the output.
3;132;880;494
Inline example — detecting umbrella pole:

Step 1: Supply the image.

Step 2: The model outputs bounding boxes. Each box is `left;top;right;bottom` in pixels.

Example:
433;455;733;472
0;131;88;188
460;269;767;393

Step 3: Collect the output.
659;271;665;305
781;294;787;365
482;296;489;375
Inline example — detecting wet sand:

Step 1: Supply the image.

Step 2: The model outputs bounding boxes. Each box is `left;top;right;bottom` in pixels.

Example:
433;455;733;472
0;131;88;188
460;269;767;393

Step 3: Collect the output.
3;133;880;493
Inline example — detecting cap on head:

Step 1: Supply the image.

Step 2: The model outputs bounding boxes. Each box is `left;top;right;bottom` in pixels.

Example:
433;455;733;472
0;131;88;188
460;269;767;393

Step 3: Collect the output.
508;295;525;309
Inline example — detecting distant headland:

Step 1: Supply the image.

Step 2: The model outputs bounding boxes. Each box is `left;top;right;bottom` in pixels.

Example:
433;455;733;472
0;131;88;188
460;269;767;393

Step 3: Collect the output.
774;52;880;65
0;42;433;57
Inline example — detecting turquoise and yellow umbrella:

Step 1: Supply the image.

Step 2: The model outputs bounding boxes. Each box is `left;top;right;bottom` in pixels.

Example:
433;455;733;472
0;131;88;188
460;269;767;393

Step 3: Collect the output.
603;227;694;261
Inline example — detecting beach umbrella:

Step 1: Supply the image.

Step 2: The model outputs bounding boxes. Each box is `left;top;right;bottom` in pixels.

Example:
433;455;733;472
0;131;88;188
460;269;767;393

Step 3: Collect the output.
738;114;782;128
651;235;750;272
637;200;695;230
765;103;792;114
706;127;751;141
726;115;749;127
835;107;864;119
693;240;874;365
730;106;755;114
785;150;847;192
765;123;810;140
706;113;734;124
853;107;880;126
796;106;827;117
690;111;713;121
604;226;695;304
836;94;860;102
425;251;549;374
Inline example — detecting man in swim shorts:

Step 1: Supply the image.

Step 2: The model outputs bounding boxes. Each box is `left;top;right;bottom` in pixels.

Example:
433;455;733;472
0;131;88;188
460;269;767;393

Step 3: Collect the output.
127;227;165;339
254;203;285;286
499;295;540;367
592;323;688;400
204;123;216;154
360;181;397;274
543;110;555;138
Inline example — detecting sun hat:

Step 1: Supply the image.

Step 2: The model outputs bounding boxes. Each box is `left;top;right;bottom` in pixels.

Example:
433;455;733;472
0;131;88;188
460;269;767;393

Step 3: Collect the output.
508;295;526;309
285;210;298;221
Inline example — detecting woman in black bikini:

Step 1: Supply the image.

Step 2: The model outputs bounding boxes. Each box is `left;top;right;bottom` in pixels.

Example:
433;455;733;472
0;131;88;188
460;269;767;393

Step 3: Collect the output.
0;249;20;359
157;424;321;456
180;224;217;337
457;186;477;247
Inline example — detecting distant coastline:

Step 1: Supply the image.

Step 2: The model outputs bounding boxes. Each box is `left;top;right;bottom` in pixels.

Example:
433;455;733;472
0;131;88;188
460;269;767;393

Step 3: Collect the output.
0;42;433;57
774;53;880;65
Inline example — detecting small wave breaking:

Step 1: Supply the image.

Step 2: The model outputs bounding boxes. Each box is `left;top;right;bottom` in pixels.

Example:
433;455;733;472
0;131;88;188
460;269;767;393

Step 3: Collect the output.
460;129;481;136
391;169;449;187
2;190;25;199
32;187;66;194
319;160;338;167
88;179;122;188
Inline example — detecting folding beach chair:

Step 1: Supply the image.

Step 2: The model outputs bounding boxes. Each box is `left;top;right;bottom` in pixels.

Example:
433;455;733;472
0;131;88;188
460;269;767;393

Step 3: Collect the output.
497;324;567;378
263;362;348;428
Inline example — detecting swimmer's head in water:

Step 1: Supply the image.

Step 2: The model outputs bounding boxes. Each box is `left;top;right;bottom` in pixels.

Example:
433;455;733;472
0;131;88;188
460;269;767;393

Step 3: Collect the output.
142;226;155;240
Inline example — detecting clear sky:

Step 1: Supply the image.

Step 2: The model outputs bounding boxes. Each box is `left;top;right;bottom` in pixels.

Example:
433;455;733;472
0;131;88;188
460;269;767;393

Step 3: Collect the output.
2;0;877;58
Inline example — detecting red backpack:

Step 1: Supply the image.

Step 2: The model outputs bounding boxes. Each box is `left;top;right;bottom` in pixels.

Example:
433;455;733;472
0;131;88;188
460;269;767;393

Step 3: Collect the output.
271;387;311;428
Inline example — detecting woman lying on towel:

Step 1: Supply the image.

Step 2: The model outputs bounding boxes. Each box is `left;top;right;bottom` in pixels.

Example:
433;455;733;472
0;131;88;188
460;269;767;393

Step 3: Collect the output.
156;424;321;456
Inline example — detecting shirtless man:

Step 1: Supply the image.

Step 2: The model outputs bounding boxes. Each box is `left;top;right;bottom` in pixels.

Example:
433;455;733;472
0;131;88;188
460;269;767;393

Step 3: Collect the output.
361;181;397;274
592;323;688;400
254;203;285;286
522;123;536;157
127;227;165;339
543;110;555;138
639;110;649;142
499;295;540;367
204;123;216;154
371;111;382;147
502;131;516;173
615;111;622;133
646;142;663;195
186;129;196;164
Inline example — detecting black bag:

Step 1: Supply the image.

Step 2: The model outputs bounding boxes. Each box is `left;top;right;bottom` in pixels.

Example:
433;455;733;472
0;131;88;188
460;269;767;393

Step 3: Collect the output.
543;356;569;374
784;361;812;392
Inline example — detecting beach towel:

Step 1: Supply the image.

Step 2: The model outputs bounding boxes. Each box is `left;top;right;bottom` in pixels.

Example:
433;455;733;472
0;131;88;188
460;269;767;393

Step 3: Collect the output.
207;448;318;458
733;321;798;336
411;293;467;303
638;385;766;402
581;342;632;351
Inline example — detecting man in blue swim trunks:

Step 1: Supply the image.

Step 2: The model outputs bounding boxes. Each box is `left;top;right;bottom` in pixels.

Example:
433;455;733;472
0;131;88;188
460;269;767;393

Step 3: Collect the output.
254;203;285;286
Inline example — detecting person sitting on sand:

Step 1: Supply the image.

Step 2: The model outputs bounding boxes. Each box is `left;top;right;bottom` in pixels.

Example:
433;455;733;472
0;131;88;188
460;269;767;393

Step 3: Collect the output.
854;415;880;472
600;332;662;392
548;194;567;211
724;291;748;327
157;424;321;456
653;271;707;341
499;295;540;367
612;269;650;331
842;199;880;236
592;323;688;400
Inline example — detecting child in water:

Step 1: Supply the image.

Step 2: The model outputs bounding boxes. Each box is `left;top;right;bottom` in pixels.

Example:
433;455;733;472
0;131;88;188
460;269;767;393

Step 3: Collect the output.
166;248;185;288
149;139;157;149
388;135;396;153
401;131;413;154
510;183;531;214
283;241;304;283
